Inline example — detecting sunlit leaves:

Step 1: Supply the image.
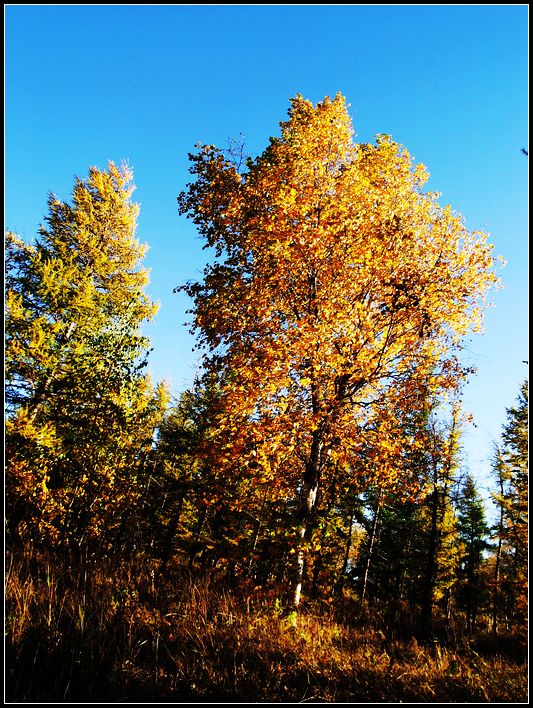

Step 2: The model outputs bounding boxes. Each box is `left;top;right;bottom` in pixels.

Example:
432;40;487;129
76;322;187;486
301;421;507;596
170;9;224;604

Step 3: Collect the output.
5;162;167;549
179;94;499;513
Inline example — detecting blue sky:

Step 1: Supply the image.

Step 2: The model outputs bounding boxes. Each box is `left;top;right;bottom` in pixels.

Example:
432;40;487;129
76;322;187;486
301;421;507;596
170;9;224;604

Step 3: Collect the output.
5;5;528;508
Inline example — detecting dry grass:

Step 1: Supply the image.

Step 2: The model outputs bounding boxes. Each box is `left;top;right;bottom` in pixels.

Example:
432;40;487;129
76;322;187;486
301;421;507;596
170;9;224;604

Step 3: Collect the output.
5;549;528;703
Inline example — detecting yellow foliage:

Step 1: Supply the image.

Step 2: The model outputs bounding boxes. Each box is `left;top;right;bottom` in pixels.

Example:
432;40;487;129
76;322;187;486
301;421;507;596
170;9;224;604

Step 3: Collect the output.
178;93;500;510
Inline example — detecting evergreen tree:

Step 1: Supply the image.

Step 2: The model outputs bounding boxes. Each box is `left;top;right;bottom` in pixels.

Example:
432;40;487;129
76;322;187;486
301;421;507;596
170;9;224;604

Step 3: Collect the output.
414;408;462;633
456;474;490;631
490;381;528;633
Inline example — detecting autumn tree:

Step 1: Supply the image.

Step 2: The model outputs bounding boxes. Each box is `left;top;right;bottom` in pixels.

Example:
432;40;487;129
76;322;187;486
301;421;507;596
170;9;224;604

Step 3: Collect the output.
177;93;499;608
5;162;166;551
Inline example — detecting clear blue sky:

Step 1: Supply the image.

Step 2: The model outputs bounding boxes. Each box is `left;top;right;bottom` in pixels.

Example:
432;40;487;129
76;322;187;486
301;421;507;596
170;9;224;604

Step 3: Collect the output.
5;5;528;509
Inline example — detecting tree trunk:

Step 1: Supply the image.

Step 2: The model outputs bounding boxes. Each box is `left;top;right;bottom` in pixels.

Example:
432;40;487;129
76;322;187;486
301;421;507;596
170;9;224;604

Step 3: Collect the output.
444;587;452;624
360;488;382;608
334;511;355;595
159;493;185;578
292;434;321;609
492;479;505;634
421;482;439;634
293;475;319;608
246;516;262;579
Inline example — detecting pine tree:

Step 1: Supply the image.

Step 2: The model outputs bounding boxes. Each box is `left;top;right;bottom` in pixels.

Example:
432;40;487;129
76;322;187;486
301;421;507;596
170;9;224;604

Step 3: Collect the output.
419;409;462;634
358;406;462;632
490;381;528;634
456;474;490;632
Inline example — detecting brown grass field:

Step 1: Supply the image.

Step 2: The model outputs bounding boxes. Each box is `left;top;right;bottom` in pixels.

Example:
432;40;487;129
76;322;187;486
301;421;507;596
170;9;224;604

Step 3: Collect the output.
5;549;528;703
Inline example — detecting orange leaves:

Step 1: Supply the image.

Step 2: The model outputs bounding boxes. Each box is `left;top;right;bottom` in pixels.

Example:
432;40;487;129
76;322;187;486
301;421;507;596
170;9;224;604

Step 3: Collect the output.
178;93;500;502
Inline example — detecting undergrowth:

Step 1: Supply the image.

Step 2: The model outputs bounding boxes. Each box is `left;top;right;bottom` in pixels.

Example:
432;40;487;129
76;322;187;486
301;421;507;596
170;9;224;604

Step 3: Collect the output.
5;549;528;703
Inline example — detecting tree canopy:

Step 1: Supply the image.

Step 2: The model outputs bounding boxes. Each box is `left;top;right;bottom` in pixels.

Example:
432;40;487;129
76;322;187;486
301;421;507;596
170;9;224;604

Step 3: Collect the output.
5;162;167;549
177;93;500;605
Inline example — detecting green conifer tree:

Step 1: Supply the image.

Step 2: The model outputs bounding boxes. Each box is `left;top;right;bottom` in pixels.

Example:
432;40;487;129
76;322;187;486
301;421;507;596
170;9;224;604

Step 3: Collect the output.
456;474;490;631
490;381;528;634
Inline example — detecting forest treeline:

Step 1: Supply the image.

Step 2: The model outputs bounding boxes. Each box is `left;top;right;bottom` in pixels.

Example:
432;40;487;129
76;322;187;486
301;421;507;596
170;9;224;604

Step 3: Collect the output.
5;95;528;702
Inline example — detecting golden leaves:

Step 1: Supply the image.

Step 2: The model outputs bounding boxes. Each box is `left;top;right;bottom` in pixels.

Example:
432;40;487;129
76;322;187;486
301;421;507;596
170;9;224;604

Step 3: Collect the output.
6;162;165;549
179;93;500;498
